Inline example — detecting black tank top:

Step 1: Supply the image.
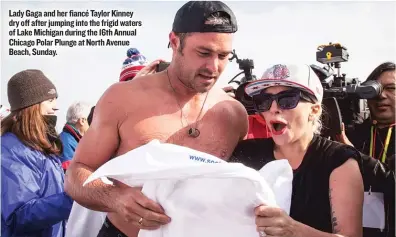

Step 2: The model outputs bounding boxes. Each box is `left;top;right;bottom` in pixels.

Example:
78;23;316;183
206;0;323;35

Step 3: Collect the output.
230;135;362;233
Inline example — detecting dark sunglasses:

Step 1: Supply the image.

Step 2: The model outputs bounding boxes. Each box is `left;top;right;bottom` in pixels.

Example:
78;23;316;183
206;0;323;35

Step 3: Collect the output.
252;89;314;112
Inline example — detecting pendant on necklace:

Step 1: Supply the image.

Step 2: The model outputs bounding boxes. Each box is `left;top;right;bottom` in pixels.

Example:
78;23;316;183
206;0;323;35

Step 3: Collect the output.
188;128;200;138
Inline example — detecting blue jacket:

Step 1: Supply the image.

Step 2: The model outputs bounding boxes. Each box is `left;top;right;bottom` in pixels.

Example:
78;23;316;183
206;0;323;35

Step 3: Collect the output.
59;124;81;170
1;132;73;237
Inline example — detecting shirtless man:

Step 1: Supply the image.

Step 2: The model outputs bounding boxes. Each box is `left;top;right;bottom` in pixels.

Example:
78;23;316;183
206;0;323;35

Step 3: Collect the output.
65;1;248;237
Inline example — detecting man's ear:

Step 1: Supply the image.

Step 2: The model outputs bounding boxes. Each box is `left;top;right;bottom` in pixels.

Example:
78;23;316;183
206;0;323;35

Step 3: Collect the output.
169;31;179;51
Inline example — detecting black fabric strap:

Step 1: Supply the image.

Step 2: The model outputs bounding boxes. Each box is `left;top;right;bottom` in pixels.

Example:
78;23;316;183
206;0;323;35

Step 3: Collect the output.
97;217;128;237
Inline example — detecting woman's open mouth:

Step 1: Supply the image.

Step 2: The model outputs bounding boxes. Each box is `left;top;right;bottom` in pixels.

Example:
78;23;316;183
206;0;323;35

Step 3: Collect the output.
270;120;287;135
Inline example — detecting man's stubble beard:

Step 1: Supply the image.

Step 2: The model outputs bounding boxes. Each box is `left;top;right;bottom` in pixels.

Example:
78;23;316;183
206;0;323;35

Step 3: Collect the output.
174;49;219;94
174;52;201;93
175;66;195;92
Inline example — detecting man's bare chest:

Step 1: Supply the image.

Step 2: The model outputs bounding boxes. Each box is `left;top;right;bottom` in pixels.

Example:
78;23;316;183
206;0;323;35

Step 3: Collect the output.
118;111;240;160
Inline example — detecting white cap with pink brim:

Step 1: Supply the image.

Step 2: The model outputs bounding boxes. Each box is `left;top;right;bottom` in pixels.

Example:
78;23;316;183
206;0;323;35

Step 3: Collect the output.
245;64;324;103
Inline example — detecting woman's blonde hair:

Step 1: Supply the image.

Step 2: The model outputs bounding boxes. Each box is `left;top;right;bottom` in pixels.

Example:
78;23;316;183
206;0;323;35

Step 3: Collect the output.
312;103;323;135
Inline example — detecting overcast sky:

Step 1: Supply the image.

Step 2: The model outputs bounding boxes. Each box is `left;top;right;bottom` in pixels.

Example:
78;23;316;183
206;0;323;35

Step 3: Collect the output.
1;1;395;130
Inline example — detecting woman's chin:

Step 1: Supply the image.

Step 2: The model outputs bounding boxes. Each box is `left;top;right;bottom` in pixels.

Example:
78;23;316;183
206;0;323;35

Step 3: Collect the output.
272;131;291;146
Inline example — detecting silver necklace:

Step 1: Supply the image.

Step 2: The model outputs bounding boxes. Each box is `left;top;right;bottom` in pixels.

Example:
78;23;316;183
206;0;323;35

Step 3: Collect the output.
166;70;208;138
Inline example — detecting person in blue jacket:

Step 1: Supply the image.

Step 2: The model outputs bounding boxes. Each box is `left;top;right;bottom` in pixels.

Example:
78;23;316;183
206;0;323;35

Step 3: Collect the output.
59;101;91;170
1;69;73;237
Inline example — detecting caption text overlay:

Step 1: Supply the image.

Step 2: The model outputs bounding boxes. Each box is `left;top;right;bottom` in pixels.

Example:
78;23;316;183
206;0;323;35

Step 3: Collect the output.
8;9;143;57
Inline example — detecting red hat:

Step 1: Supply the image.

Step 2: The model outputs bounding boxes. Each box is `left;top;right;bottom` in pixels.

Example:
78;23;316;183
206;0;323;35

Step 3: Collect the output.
119;48;148;82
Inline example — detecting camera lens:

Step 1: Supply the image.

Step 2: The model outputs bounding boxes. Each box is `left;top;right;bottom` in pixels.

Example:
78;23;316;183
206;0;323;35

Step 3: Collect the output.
361;80;383;99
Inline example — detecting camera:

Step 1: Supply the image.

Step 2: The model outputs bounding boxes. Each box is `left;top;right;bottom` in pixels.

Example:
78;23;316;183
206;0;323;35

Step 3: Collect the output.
227;49;258;115
311;42;383;138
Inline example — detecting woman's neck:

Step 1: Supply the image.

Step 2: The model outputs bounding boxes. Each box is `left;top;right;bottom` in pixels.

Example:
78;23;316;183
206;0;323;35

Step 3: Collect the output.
274;132;314;169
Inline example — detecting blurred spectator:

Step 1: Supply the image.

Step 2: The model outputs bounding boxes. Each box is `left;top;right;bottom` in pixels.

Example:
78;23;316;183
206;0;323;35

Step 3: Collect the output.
1;69;72;237
59;101;92;170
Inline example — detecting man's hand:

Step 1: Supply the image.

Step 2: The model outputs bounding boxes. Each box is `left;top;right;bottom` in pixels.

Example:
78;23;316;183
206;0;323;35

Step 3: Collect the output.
113;181;171;230
335;123;354;147
255;205;300;237
135;59;166;78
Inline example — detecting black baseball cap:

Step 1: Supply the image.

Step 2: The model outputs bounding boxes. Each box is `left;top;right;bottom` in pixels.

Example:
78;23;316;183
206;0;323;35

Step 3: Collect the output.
168;1;238;48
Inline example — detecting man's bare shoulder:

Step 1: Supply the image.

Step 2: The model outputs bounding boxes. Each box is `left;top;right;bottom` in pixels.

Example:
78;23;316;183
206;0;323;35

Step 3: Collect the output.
209;87;249;138
211;87;248;115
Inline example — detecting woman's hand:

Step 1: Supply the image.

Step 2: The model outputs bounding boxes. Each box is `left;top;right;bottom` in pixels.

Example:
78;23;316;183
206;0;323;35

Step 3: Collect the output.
255;205;300;237
135;59;166;78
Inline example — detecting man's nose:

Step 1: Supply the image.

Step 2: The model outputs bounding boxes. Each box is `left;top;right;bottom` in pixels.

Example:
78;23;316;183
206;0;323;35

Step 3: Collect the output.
205;57;219;74
378;89;387;99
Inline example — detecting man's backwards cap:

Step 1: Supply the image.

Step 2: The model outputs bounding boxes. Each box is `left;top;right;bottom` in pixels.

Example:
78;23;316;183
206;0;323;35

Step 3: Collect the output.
168;1;238;48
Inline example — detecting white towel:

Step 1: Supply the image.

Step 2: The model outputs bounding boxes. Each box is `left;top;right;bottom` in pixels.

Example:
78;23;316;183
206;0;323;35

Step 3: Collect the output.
66;140;293;237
